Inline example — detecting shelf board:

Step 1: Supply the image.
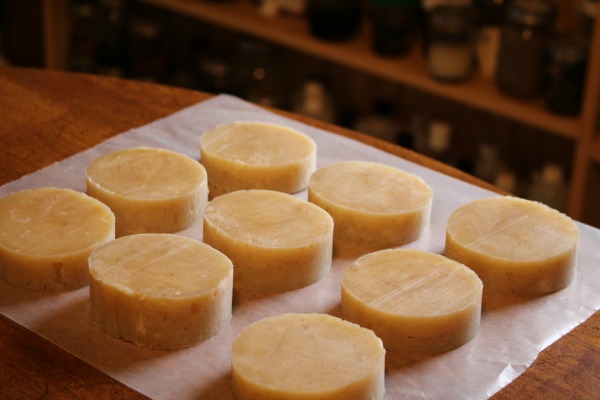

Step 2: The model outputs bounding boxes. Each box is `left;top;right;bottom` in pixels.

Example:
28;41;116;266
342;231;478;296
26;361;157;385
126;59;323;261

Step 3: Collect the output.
142;0;580;139
591;137;600;163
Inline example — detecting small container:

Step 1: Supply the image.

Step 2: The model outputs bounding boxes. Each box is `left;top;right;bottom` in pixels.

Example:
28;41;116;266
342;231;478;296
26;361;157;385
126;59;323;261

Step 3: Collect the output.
371;0;419;57
426;5;477;82
496;0;556;99
545;32;588;116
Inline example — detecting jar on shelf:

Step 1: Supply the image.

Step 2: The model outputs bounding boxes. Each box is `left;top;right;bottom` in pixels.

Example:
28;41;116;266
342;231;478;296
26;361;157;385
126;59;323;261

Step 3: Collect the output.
545;32;588;116
475;0;508;79
495;0;556;99
426;5;478;83
370;0;420;57
306;0;363;41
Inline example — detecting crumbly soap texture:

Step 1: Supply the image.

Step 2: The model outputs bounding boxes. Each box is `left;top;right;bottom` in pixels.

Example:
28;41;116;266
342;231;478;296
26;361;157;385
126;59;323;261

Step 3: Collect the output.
342;249;483;354
444;196;580;296
199;121;316;198
203;189;333;292
88;234;233;349
308;161;433;256
0;187;115;291
231;313;386;400
86;147;208;236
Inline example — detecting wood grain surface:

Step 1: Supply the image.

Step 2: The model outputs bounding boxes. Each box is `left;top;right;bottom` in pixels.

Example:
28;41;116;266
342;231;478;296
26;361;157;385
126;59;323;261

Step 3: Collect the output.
0;67;598;399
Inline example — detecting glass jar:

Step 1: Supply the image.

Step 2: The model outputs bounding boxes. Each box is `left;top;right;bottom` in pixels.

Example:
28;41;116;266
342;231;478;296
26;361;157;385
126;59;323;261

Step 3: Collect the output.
370;0;419;57
496;0;556;99
545;32;588;116
426;5;477;82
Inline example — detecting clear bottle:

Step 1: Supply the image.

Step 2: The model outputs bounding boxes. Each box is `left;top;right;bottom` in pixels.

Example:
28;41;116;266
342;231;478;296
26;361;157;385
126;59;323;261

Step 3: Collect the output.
94;0;130;77
425;119;453;163
426;5;477;82
293;77;336;123
475;0;508;79
494;169;518;194
545;32;588;116
528;163;568;212
496;0;556;99
68;0;98;73
474;143;501;182
354;101;400;143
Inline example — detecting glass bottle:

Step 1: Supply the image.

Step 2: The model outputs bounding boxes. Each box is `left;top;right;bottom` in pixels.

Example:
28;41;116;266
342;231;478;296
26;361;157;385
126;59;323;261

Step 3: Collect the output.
545;32;588;116
496;0;556;99
94;0;130;77
475;0;508;79
426;5;477;82
370;0;420;57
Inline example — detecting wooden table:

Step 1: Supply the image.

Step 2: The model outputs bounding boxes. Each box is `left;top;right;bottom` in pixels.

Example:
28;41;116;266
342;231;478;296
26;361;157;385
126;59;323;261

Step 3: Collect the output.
0;67;598;399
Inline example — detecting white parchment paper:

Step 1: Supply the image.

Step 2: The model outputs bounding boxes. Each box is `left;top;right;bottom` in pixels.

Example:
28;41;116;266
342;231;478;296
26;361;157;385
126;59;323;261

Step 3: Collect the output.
1;95;599;400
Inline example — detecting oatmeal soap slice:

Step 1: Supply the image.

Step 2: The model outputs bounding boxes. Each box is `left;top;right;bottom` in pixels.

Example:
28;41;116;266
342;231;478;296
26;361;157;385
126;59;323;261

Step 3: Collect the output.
0;187;115;291
308;161;433;255
444;196;580;296
89;234;233;349
203;189;333;292
342;249;483;354
199;121;316;198
231;313;385;400
86;147;208;236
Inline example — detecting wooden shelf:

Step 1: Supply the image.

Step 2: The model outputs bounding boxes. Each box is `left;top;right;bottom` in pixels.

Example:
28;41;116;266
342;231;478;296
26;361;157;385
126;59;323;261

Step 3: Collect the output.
141;0;579;140
591;137;600;163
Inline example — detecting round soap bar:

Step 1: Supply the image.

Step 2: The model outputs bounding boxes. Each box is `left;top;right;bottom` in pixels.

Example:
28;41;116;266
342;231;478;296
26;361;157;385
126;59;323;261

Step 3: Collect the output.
308;161;433;255
89;234;233;349
0;187;115;291
231;313;385;400
86;147;208;236
341;249;482;354
203;189;333;292
199;121;316;197
444;196;580;296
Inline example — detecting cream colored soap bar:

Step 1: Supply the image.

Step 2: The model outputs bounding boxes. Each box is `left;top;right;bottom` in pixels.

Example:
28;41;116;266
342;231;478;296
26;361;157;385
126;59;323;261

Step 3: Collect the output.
89;234;233;349
342;249;482;354
86;147;208;236
203;189;333;292
308;161;433;255
444;196;580;296
0;187;115;291
231;313;385;400
199;122;316;198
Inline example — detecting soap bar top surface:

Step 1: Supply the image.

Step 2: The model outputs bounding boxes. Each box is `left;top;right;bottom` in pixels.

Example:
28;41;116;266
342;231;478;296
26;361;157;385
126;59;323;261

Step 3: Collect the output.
200;121;315;166
446;196;579;262
86;147;207;200
204;189;332;248
89;234;232;297
309;161;432;214
344;249;482;317
0;187;114;256
231;313;385;395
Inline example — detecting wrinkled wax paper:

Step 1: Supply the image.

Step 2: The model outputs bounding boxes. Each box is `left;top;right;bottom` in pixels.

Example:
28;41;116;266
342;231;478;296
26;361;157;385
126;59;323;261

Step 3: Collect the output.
1;95;599;400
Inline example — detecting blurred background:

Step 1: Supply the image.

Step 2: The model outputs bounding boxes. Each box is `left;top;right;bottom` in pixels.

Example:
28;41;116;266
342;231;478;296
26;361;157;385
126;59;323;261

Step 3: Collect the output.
0;0;599;227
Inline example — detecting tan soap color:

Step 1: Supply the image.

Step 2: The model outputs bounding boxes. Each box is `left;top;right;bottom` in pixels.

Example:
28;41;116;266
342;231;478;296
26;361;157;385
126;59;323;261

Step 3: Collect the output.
203;189;333;292
231;313;385;400
86;147;208;236
308;161;433;255
0;187;115;291
88;233;233;349
342;249;483;354
199;121;316;197
444;196;580;296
